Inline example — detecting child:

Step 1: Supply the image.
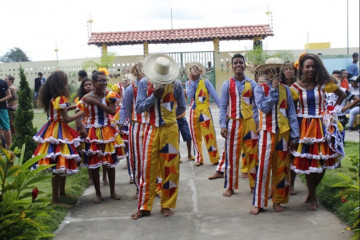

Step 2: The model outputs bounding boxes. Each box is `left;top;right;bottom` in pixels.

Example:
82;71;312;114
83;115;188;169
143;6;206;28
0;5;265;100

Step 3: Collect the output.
250;58;299;215
77;70;126;203
32;71;84;204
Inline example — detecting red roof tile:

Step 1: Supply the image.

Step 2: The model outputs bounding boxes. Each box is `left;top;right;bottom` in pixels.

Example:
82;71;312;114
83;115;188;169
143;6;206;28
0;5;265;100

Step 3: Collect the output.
88;25;273;46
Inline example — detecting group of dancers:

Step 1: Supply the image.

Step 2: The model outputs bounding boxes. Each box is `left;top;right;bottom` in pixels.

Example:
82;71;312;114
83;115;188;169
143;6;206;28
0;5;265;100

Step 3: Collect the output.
32;52;347;219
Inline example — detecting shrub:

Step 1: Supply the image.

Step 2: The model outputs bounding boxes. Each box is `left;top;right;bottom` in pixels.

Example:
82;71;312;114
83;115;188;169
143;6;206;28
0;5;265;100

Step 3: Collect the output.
11;66;37;161
0;145;54;240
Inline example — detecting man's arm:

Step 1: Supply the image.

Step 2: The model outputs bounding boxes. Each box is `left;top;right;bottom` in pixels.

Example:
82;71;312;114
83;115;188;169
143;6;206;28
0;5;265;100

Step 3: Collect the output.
119;85;134;125
219;81;229;129
205;79;220;107
0;89;12;103
174;80;186;117
135;79;156;114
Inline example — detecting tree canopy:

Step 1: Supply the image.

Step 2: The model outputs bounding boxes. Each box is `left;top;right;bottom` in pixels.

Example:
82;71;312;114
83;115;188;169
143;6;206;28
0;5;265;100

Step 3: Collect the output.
0;47;31;62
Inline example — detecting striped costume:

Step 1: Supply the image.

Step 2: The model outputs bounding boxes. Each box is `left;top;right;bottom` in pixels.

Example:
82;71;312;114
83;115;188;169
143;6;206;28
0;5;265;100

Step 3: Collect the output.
135;78;185;212
119;80;153;189
220;77;259;190
187;79;220;164
111;83;129;142
77;91;126;169
253;83;299;208
290;82;344;174
33;96;81;174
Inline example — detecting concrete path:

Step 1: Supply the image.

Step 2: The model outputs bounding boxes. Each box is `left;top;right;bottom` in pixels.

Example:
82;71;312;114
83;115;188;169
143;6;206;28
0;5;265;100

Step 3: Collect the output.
54;105;354;240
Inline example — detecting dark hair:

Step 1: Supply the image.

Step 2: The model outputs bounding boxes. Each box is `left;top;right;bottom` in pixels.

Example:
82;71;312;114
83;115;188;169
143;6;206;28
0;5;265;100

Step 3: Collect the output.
92;71;106;81
353;52;358;58
7;75;15;83
38;71;69;113
78;70;88;79
76;77;92;99
332;70;341;75
280;61;296;85
297;53;330;86
38;72;43;76
231;53;245;64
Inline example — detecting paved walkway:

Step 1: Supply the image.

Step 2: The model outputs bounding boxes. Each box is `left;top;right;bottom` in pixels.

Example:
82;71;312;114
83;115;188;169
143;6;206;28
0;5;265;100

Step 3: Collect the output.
54;106;354;240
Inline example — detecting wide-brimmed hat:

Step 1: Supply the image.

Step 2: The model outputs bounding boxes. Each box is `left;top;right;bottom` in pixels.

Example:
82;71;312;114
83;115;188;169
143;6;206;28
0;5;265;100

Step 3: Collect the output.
255;58;283;72
185;62;206;77
349;76;359;82
143;54;179;84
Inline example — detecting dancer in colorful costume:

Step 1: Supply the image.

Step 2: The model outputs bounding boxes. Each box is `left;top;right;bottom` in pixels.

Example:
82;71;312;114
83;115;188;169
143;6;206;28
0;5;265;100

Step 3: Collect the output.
77;70;126;203
290;53;346;211
250;58;299;215
185;62;220;166
33;71;83;204
219;54;259;197
131;54;185;219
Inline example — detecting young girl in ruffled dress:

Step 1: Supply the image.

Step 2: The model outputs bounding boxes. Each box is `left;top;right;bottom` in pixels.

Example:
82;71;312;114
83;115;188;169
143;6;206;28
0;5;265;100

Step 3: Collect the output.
33;71;84;204
77;70;126;203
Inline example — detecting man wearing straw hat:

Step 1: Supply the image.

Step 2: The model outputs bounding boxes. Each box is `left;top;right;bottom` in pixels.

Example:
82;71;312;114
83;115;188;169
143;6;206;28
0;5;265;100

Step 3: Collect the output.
219;53;259;197
185;62;220;166
250;58;299;215
131;54;186;219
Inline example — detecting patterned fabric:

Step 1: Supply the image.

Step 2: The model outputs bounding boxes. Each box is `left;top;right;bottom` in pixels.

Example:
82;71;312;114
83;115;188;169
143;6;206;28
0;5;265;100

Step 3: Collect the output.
258;83;290;134
131;81;152;123
228;78;254;120
33;96;81;174
189;79;219;164
253;130;290;208
290;82;343;174
224;118;258;190
137;121;180;211
77;91;126;168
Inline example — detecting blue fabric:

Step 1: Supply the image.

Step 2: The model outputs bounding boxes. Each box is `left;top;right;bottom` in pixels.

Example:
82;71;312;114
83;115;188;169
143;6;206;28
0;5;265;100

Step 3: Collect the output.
177;117;192;142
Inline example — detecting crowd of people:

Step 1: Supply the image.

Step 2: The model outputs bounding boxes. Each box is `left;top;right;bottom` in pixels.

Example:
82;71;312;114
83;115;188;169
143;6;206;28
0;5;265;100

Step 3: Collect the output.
0;51;358;219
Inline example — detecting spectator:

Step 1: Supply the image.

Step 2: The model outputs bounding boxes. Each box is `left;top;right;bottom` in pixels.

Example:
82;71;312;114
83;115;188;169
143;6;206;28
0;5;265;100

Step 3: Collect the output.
0;78;12;148
78;70;88;82
348;76;360;131
34;72;44;108
5;75;18;135
347;52;359;79
340;69;349;90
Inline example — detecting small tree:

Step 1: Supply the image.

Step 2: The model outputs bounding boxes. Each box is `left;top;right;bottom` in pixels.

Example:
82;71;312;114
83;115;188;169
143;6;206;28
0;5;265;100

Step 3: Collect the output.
11;66;37;161
0;47;30;62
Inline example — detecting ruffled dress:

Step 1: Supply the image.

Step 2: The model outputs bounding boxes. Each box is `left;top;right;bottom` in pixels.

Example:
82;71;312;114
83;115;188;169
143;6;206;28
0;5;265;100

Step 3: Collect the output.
290;82;344;174
77;91;126;169
33;96;81;174
74;96;91;166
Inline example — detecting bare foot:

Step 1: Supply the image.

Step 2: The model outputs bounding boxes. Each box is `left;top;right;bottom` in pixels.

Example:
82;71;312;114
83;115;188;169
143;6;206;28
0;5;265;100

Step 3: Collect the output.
156;191;162;198
161;208;174;217
132;193;138;199
273;203;285;212
212;162;219;165
304;194;311;203
223;189;234;197
290;186;297;195
122;165;128;170
195;162;204;167
208;172;224;180
88;179;94;186
103;178;109;186
111;193;121;200
188;156;195;161
308;201;318;211
179;159;183;164
250;207;263;215
251;187;255;194
131;210;151;220
241;172;249;178
129;178;134;184
93;195;102;204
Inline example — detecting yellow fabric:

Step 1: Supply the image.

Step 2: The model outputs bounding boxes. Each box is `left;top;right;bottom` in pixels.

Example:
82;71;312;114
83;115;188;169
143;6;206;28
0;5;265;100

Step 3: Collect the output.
290;88;299;101
53;96;68;110
277;85;290;134
241;81;253;120
195;79;210;111
139;124;179;211
105;91;118;104
324;82;338;93
160;84;177;125
111;83;121;93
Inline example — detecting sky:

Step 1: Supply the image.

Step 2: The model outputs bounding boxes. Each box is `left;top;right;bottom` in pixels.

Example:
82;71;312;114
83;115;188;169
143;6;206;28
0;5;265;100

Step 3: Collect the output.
0;0;359;62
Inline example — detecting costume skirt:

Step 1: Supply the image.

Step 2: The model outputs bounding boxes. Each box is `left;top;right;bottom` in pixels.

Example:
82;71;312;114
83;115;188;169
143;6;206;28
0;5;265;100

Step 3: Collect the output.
291;116;344;174
32;121;81;175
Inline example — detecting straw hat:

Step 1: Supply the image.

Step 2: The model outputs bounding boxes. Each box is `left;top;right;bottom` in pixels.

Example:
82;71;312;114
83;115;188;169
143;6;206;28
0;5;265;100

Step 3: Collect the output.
255;58;283;72
143;54;179;84
185;62;206;77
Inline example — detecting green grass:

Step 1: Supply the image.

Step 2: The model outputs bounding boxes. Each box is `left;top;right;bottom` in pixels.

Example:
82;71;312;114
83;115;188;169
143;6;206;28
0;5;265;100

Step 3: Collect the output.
316;141;359;229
